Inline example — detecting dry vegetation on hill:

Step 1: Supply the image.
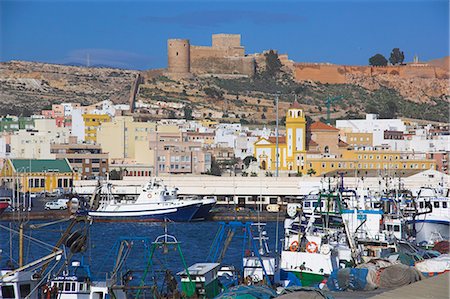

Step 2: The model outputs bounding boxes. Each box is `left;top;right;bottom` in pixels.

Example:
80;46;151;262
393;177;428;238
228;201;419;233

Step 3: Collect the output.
0;60;448;124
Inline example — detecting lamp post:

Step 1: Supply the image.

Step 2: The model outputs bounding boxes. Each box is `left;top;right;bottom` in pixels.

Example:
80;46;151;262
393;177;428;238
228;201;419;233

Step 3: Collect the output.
275;93;279;178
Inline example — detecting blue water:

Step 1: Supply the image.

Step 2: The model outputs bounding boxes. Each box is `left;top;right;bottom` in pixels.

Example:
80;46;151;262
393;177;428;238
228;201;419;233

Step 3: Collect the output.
0;221;281;281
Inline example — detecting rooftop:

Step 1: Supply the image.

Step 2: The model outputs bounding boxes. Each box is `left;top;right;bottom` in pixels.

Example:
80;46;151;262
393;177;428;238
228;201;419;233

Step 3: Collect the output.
10;159;72;173
310;121;339;131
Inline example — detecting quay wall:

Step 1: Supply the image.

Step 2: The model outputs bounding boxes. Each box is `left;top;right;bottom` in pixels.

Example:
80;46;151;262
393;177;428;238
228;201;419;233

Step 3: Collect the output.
74;172;449;196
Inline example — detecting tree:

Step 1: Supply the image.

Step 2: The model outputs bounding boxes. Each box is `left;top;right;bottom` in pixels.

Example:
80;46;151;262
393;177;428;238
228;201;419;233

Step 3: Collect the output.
389;48;405;65
203;87;224;100
369;54;388;66
183;105;193;120
207;157;222;176
243;155;257;168
168;110;177;119
109;169;121;180
264;50;282;77
307;168;316;176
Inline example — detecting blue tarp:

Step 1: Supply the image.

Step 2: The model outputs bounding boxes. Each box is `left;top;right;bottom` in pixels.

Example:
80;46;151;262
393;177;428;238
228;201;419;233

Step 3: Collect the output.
327;268;368;291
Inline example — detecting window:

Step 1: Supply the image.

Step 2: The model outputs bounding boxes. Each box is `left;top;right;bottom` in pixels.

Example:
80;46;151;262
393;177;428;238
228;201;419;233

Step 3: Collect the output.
419;202;424;209
71;283;76;292
1;285;14;299
63;179;68;188
304;202;311;208
443;202;447;208
58;179;63;188
65;283;71;291
29;179;34;188
434;202;440;208
40;178;45;187
394;225;400;232
322;163;326;168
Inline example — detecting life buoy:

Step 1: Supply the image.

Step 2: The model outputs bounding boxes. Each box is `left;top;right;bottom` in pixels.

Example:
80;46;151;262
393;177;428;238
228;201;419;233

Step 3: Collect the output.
306;241;318;253
289;241;299;252
147;193;152;199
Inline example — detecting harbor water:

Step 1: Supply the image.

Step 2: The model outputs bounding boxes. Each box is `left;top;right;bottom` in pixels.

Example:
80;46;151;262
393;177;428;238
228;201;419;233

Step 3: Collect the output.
0;221;282;280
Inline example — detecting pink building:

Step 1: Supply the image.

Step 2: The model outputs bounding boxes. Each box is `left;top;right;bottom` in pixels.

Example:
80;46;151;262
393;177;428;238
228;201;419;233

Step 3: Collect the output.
150;132;212;175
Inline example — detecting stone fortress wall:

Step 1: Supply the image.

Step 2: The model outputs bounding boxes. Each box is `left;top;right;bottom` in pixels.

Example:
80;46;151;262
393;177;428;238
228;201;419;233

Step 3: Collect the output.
166;34;256;78
293;62;449;84
165;33;449;83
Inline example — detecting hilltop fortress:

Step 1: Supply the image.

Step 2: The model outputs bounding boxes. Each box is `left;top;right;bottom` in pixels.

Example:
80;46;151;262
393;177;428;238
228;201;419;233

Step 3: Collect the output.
165;33;449;84
165;34;256;79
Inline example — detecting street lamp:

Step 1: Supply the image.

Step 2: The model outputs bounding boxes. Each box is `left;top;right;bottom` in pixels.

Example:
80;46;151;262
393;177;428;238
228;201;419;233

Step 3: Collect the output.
275;92;280;178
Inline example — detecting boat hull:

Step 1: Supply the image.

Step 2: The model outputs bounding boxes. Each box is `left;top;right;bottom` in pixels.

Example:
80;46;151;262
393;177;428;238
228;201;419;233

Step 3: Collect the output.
192;202;215;220
89;203;201;222
0;202;9;216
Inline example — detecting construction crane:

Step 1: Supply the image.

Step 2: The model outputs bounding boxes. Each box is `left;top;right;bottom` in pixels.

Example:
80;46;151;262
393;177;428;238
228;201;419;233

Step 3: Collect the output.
324;96;343;124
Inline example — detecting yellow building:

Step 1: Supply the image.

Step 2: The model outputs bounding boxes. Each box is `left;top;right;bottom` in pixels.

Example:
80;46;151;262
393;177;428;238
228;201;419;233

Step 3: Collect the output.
83;114;111;143
97;116;156;164
343;132;373;148
254;101;307;172
0;159;78;193
254;102;436;176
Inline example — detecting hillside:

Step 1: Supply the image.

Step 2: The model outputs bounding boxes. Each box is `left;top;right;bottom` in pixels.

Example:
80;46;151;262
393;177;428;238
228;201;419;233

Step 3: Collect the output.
0;60;448;123
0;61;137;115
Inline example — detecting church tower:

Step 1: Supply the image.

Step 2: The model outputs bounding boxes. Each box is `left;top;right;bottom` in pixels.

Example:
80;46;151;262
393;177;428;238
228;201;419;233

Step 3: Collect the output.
285;100;307;171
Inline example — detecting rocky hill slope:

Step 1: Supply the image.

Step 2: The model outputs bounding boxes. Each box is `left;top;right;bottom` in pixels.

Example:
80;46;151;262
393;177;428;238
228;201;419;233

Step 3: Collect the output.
0;60;448;123
0;61;137;115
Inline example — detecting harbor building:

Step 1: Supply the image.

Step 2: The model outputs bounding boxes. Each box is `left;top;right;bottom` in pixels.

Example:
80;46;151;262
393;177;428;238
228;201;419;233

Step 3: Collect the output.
97;116;156;164
254;103;437;176
0;158;77;193
51;136;109;179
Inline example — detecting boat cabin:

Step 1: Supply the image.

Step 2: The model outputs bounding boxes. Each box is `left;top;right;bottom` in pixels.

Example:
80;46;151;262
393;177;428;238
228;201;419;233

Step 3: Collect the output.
0;270;39;299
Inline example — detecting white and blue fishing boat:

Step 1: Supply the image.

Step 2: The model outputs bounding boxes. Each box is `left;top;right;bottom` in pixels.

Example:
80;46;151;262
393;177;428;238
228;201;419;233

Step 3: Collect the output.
408;187;450;246
88;178;202;222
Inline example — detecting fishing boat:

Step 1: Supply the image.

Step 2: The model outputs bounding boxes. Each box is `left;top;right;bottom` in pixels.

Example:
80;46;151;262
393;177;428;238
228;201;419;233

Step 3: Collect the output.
88;178;202;222
178;194;217;220
408;187;450;246
280;202;352;287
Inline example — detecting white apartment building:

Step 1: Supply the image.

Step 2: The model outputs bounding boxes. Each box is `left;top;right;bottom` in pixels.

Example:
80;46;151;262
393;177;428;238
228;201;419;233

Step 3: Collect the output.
336;114;406;146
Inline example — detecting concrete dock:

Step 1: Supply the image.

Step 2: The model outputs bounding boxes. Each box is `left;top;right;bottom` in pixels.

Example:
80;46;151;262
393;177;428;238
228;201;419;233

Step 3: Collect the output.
371;272;449;299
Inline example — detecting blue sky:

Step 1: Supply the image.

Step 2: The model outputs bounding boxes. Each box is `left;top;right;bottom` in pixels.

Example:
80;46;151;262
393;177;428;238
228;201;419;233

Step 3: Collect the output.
1;0;448;70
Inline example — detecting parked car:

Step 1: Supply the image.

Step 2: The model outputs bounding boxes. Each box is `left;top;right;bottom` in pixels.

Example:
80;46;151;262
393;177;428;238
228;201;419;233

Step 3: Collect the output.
44;201;68;210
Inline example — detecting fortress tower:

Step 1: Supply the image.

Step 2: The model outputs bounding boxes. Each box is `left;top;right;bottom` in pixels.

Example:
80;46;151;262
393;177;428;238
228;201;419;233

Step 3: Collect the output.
166;39;192;79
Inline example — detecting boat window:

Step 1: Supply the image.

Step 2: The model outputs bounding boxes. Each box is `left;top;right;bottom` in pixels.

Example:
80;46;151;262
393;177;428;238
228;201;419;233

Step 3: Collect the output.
65;283;71;292
92;292;104;299
387;224;392;231
19;284;31;298
72;283;76;292
1;285;15;299
434;202;440;208
419;202;424;209
58;283;63;290
394;225;400;232
304;202;311;208
443;202;447;209
80;283;85;291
